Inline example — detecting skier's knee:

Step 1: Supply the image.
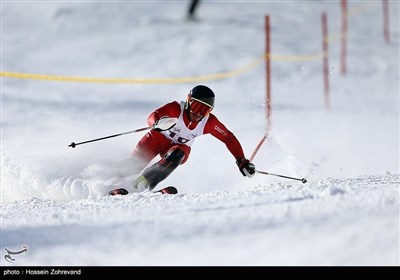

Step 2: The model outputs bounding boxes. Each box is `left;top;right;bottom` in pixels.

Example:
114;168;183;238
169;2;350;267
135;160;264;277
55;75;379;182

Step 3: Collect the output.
166;145;190;164
165;147;185;164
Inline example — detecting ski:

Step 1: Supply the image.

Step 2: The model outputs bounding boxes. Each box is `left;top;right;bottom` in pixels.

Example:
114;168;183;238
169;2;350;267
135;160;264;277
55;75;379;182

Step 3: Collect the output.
108;186;178;196
155;186;178;195
108;188;129;196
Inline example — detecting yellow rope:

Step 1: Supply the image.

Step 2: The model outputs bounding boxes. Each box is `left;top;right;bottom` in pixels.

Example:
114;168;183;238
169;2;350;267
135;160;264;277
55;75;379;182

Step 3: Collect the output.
0;52;321;84
0;2;373;84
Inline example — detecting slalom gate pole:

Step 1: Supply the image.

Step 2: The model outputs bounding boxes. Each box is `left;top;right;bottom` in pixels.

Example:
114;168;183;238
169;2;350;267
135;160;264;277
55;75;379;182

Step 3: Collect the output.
68;126;153;148
256;170;307;184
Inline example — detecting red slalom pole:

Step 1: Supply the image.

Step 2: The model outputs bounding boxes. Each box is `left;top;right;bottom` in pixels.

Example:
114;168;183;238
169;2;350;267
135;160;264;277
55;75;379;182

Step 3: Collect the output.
340;0;348;75
265;15;272;130
322;12;330;110
250;15;271;162
383;0;390;44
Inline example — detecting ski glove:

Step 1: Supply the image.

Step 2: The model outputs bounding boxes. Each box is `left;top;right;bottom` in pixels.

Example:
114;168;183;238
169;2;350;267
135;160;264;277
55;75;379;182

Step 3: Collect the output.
236;158;256;178
153;117;177;131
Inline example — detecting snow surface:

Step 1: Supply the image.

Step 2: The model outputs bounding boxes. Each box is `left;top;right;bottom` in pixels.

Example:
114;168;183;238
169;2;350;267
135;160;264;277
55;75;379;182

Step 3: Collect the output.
1;0;399;266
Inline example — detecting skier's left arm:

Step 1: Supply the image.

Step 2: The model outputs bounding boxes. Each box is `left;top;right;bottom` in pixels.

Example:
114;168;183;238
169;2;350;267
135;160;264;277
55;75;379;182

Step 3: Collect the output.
204;115;256;178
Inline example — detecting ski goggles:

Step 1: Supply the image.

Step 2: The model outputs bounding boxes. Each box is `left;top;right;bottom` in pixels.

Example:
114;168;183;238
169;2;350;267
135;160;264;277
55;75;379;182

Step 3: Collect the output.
188;98;213;118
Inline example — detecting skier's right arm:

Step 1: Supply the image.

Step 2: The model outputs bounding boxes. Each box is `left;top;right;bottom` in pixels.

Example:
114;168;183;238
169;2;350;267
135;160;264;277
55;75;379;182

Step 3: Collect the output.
148;101;180;131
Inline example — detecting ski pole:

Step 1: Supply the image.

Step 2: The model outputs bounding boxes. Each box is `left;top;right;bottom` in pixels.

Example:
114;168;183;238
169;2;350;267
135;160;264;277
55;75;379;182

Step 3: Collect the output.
68;126;153;148
256;170;307;184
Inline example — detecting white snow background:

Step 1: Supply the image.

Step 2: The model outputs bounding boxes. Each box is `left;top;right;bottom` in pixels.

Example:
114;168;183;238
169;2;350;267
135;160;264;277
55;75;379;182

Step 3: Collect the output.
1;0;399;266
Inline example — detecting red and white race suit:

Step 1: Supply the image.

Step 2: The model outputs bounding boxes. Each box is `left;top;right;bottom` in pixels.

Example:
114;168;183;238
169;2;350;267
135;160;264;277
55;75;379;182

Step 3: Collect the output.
132;101;245;168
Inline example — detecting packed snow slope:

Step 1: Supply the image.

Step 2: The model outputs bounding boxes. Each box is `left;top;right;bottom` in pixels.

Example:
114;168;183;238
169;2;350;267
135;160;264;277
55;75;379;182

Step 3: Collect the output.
1;0;399;266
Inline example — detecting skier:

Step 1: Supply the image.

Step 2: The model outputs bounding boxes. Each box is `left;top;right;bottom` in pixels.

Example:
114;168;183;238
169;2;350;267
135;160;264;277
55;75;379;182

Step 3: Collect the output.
187;0;200;21
109;85;256;195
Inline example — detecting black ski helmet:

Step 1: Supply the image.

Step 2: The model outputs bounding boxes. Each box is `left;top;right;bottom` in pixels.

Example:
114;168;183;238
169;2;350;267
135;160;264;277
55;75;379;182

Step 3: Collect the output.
188;85;215;109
